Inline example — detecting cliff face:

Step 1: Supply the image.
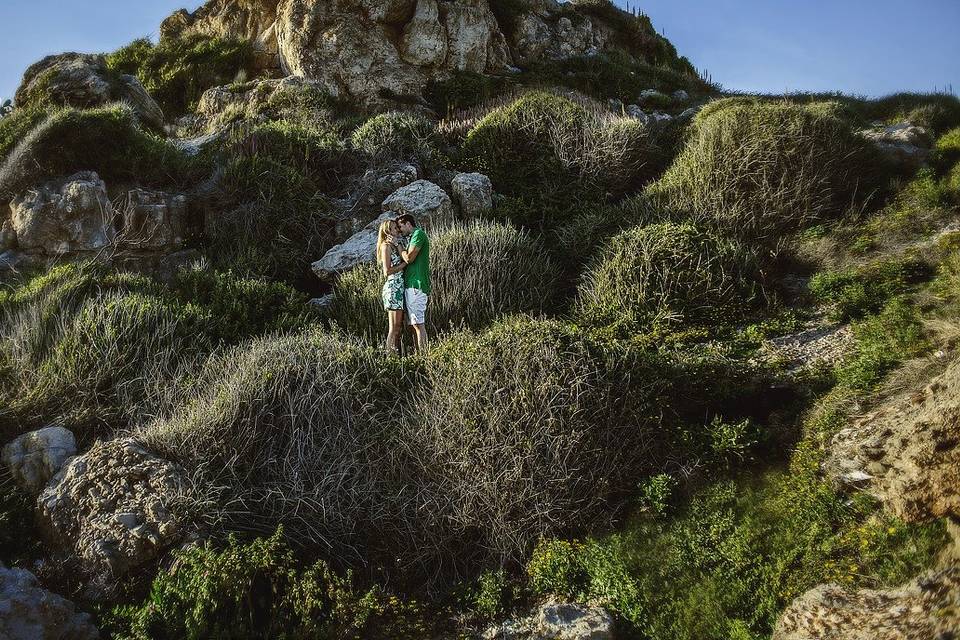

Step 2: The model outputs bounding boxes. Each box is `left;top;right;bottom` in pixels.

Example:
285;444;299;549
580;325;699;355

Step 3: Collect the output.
158;0;671;106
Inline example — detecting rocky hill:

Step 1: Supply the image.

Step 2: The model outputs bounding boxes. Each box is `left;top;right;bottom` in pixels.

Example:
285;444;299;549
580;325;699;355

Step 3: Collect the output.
1;1;960;638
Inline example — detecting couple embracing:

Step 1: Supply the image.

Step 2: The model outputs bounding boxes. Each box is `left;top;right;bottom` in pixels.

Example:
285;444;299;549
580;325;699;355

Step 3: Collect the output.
375;213;430;353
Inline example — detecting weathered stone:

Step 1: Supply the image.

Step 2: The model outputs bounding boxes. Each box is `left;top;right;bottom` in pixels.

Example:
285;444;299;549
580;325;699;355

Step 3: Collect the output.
9;172;115;256
638;89;669;103
161;0;281;62
2;426;77;495
672;89;689;101
441;0;510;73
119;188;189;250
0;564;99;640
307;293;335;311
312;212;393;280
625;104;647;122
0;218;15;251
381;179;454;227
860;123;932;165
774;566;960;640
37;438;190;577
483;599;614;640
401;0;448;66
15;53;164;130
451;172;493;218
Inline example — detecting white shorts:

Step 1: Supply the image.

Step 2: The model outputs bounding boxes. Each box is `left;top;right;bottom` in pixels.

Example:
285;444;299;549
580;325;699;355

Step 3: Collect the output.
405;288;428;325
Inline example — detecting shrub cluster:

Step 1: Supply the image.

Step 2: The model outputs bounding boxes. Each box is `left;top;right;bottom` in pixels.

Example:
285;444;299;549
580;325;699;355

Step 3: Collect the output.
350;111;443;170
808;256;931;322
330;220;558;341
651;101;892;243
106;35;255;117
576;221;759;332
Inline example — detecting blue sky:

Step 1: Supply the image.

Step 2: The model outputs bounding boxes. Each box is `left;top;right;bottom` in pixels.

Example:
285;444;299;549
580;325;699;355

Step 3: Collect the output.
1;0;957;102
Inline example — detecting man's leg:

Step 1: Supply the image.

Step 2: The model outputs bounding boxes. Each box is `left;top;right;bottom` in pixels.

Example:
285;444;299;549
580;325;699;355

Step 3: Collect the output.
412;323;428;353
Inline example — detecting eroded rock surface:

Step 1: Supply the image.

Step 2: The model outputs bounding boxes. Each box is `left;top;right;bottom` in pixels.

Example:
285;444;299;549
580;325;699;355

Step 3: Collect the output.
825;353;960;523
312;211;393;280
8;172;115;256
15;53;164;130
483;599;614;640
451;171;493;218
2;426;77;495
773;566;960;640
37;439;189;577
860;123;932;166
0;564;99;640
381;179;453;226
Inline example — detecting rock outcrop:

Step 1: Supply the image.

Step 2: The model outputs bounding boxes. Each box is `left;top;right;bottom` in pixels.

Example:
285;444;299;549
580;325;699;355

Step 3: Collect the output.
483;599;615;640
2;426;77;495
15;53;164;130
510;0;618;65
860;123;932;166
162;0;281;71
381;179;453;225
118;188;189;251
312;212;394;280
451;171;493;218
0;564;99;640
37;439;190;577
8;172;115;256
773;566;960;640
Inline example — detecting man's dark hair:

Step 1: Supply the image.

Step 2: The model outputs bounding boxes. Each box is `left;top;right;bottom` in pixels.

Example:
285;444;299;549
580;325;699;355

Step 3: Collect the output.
396;213;417;227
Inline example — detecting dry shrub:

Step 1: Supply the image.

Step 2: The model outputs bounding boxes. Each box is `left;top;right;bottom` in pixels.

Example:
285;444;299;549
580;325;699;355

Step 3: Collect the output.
576;221;759;331
651;101;892;243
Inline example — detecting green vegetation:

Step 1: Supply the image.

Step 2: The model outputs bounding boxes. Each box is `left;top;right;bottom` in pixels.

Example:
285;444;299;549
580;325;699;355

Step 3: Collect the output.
576;222;758;333
0;104;200;198
809;256;931;322
351;111;442;169
331;220;558;340
106;35;254;117
651;101;892;243
105;527;431;640
0;104;47;161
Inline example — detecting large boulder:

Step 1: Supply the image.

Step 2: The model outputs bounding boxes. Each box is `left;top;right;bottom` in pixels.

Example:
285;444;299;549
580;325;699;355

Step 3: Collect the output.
312;211;393;281
380;179;453;226
773;566;960;640
118;188;189;251
2;426;77;495
37;439;190;577
8;172;116;256
451;172;493;218
15;53;164;130
0;564;99;640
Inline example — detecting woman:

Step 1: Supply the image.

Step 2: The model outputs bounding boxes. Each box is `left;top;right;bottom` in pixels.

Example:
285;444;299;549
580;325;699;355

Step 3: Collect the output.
377;218;407;352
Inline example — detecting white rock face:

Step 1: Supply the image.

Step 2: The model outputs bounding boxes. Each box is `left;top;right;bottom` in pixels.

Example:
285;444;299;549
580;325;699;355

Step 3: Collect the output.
451;172;493;218
120;189;189;251
483;599;614;640
860;122;931;164
38;439;189;577
0;564;99;640
381;179;454;226
312;212;394;280
9;172;116;256
401;0;448;66
15;53;164;130
2;427;77;495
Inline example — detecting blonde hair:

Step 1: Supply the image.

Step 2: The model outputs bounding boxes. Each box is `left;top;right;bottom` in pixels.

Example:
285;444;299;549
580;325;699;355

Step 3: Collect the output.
375;219;394;267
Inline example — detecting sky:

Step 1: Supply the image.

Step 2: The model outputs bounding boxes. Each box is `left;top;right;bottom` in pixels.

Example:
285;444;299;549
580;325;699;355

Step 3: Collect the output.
0;0;957;102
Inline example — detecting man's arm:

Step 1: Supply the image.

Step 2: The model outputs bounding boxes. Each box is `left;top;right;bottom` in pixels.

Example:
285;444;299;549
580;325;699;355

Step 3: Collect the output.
401;244;420;263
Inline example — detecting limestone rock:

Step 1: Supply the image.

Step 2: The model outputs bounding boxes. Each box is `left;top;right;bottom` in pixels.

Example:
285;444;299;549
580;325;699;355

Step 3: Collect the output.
483;599;614;640
9;172;116;256
441;0;510;73
860;123;932;165
381;179;453;227
119;189;189;251
37;438;190;577
161;0;281;66
672;89;689;101
2;426;77;495
401;0;448;67
824;352;960;524
15;53;164;130
451;172;493;218
773;566;960;640
0;564;99;640
312;212;393;280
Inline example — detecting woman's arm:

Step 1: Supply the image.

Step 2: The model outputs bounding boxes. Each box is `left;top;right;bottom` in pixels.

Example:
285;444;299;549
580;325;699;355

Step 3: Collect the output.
380;245;406;275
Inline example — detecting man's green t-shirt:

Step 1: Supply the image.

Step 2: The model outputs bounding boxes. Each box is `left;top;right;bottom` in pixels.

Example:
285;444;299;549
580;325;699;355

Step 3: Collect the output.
404;228;430;294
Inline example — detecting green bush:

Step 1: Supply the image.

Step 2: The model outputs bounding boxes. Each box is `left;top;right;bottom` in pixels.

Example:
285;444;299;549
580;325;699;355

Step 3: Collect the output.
0;104;47;161
461;92;662;226
935;126;960;173
651;102;892;243
0;105;199;198
105;527;429;640
350;111;442;168
404;317;669;569
808;256;932;322
138;329;419;559
425;70;513;114
107;35;254;117
576;222;758;332
331;220;559;341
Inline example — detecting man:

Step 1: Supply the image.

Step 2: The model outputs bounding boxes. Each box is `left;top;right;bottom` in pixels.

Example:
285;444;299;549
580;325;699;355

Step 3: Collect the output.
396;213;430;353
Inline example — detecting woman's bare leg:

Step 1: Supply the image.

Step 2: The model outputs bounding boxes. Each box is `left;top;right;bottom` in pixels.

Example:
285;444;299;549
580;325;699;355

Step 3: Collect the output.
386;310;404;352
